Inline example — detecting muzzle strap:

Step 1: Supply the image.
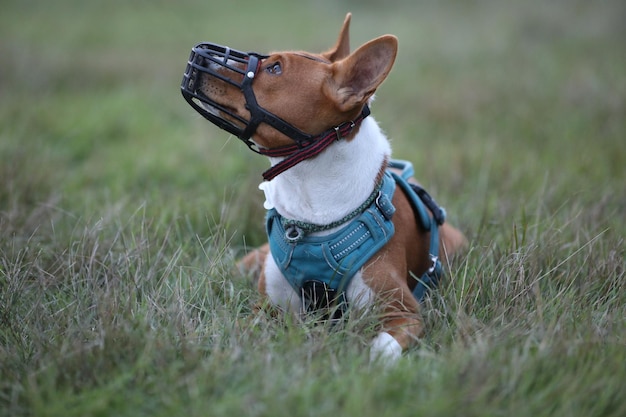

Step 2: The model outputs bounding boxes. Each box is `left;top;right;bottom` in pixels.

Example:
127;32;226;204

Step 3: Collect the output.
239;55;263;141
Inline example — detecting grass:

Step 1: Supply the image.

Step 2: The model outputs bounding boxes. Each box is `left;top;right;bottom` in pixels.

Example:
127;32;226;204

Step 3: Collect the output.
1;0;625;416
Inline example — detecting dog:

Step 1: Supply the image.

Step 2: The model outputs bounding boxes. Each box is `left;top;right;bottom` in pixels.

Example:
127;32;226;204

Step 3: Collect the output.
181;13;466;363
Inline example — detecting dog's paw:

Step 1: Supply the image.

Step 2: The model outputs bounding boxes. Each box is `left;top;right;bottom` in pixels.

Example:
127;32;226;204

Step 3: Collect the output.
369;332;402;366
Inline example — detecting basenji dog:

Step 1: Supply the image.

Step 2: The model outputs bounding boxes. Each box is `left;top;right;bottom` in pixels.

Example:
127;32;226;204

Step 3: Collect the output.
181;13;467;363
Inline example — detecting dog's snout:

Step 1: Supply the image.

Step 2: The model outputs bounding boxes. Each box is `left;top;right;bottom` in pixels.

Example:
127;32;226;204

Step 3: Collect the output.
199;75;227;97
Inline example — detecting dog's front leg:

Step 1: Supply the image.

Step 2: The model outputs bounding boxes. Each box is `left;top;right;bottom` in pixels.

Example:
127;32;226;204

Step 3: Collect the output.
345;272;408;363
361;270;424;365
258;254;302;313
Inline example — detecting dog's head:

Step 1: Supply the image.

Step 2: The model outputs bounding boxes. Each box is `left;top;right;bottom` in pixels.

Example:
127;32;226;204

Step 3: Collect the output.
181;13;397;152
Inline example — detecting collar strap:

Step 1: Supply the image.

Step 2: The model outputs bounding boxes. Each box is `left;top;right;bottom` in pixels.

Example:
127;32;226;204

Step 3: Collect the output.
260;105;370;181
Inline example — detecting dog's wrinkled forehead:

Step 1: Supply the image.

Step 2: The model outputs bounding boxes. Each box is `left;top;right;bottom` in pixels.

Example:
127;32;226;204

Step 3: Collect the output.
291;52;331;64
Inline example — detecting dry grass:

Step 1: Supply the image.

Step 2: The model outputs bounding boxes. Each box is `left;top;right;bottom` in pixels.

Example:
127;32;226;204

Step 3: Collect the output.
1;0;625;416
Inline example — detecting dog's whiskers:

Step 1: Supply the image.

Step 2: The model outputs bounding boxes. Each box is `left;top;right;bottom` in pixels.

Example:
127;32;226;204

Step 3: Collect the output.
220;134;235;152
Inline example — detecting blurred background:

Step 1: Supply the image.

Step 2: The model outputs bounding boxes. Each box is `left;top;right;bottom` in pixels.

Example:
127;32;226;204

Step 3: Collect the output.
1;0;625;244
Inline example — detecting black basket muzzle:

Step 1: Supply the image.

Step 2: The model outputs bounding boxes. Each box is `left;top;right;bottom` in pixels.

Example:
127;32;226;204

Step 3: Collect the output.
181;43;315;151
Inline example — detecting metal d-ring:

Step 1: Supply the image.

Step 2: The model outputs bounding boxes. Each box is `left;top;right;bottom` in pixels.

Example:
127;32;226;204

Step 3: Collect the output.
285;225;304;243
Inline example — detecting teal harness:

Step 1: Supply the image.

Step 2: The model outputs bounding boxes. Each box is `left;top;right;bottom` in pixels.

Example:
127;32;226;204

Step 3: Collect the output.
266;160;445;316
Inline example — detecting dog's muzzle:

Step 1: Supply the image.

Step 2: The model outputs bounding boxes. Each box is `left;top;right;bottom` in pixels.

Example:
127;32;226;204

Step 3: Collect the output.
181;43;314;151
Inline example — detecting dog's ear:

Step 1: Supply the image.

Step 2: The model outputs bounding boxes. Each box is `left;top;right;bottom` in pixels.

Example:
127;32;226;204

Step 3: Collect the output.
322;13;352;62
324;35;398;112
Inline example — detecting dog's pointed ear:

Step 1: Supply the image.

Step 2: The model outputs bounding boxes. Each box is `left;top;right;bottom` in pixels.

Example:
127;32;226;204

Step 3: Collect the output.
324;35;398;112
322;13;352;62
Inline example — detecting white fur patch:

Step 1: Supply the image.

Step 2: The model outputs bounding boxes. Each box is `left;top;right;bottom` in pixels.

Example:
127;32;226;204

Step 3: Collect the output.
263;254;301;313
370;332;402;365
345;271;375;310
260;117;391;225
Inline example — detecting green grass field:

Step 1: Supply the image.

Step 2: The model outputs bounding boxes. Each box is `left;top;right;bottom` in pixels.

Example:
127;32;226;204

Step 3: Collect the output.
1;0;625;416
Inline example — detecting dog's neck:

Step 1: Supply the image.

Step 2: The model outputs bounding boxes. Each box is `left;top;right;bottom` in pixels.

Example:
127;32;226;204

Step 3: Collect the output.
259;116;391;225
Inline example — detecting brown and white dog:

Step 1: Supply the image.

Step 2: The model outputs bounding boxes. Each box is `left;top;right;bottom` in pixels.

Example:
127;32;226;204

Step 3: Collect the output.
181;13;466;363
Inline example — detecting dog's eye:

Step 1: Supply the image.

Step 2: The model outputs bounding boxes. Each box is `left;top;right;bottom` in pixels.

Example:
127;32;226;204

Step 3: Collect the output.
265;62;282;75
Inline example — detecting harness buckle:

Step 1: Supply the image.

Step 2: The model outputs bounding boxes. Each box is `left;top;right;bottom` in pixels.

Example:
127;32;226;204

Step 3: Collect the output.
334;121;356;141
375;191;396;220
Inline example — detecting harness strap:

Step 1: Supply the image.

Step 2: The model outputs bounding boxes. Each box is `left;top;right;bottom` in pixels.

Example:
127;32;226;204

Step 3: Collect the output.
388;160;446;301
